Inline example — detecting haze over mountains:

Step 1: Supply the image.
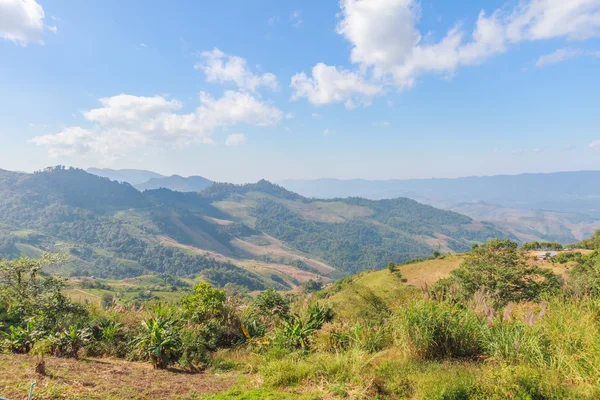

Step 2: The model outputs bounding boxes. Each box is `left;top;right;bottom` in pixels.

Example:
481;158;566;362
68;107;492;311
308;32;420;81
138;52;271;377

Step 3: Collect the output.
87;168;214;193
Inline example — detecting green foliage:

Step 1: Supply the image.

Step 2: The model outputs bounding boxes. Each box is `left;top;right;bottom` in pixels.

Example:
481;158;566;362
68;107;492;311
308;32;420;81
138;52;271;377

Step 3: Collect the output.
0;254;87;330
254;288;290;319
575;230;600;250
394;300;484;360
521;241;564;251
0;321;40;353
568;251;600;296
276;303;334;350
450;240;561;307
301;279;323;293
182;282;226;322
133;315;181;369
50;325;91;358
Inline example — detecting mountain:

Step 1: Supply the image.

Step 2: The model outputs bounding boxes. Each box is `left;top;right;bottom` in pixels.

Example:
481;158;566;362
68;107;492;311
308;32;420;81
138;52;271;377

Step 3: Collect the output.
87;168;165;185
279;171;600;243
135;175;213;192
0;167;511;289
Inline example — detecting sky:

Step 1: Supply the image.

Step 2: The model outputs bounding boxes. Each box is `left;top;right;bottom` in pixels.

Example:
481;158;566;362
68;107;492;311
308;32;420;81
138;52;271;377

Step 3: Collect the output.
1;0;600;183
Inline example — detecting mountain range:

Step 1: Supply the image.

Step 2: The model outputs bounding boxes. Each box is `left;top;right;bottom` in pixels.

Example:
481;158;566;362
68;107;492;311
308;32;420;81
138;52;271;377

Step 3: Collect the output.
279;171;600;243
0;167;509;290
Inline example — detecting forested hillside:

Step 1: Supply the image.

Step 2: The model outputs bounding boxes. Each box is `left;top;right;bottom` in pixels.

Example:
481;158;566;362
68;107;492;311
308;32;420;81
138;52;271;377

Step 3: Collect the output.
0;167;511;287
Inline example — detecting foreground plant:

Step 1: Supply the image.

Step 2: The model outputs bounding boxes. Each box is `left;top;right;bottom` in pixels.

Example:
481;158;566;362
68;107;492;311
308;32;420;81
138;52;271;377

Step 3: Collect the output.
134;315;181;369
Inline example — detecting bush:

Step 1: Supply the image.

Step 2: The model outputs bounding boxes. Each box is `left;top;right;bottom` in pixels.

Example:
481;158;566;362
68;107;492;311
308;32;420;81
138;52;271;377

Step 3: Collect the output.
394;300;485;360
451;240;561;307
133;315;181;369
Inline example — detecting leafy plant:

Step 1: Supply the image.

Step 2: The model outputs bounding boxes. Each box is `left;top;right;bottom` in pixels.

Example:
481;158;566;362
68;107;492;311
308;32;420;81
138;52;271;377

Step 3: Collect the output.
133;316;181;369
0;321;40;353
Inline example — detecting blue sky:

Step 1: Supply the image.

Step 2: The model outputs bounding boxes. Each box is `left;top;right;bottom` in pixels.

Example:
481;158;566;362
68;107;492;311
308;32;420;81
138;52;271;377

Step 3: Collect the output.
1;0;599;183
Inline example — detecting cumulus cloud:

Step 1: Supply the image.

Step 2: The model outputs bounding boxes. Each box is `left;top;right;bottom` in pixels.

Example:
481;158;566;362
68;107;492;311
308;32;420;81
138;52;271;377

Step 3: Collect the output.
292;0;600;106
225;133;246;146
0;0;46;45
290;63;383;109
196;48;278;92
31;91;282;158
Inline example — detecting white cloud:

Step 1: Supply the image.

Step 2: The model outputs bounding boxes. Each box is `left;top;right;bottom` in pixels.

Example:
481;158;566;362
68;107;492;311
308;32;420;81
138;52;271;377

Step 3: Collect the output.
589;140;600;149
290;63;383;109
0;0;46;45
533;147;542;153
311;113;322;119
536;47;600;67
323;129;333;135
536;48;583;67
31;91;282;158
139;42;148;48
292;0;600;106
512;148;524;154
225;133;246;146
290;10;302;28
373;121;390;127
196;48;278;92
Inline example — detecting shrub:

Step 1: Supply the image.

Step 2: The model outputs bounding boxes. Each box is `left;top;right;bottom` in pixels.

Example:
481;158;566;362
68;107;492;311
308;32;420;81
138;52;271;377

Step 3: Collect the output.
133;315;181;369
394;300;485;360
50;325;91;358
451;240;561;307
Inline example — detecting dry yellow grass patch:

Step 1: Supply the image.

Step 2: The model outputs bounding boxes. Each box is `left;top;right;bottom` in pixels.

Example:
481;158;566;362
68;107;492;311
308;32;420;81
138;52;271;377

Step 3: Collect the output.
0;354;236;400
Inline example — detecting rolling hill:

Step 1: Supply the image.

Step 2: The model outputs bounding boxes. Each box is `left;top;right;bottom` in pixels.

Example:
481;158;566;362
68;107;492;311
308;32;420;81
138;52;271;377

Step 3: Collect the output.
0;167;512;290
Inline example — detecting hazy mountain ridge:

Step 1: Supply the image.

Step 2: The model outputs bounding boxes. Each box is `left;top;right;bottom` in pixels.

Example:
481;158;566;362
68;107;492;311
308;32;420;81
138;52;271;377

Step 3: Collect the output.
134;175;213;192
279;171;600;243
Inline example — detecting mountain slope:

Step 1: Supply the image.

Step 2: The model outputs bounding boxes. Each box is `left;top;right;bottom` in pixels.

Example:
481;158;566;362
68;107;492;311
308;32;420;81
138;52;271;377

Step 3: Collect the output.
0;168;512;287
87;168;165;185
135;175;213;192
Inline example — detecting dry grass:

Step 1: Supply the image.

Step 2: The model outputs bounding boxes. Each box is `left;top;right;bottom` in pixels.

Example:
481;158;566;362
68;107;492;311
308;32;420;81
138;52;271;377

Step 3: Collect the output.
0;354;236;400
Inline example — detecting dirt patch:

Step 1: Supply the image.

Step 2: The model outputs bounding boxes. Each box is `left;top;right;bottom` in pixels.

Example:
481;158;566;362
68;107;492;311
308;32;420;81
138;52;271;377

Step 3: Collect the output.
0;354;236;400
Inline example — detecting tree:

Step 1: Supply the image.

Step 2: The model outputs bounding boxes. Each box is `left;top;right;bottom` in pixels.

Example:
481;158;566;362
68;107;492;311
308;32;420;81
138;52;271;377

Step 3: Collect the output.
181;282;226;323
0;254;86;330
254;288;290;319
450;240;561;307
302;279;323;293
387;262;396;272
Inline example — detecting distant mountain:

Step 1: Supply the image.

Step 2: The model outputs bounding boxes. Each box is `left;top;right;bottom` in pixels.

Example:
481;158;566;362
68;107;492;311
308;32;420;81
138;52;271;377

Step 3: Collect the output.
87;168;165;185
279;171;600;243
279;171;600;214
0;167;511;289
135;175;213;192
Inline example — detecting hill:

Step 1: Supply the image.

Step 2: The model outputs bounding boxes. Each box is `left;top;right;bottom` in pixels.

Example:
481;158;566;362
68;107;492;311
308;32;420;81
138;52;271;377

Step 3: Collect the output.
280;171;600;243
0;167;511;290
135;174;213;192
86;168;165;185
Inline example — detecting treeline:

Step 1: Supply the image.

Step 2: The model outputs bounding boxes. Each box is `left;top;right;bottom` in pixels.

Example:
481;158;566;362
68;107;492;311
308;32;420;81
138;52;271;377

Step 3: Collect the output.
520;241;564;251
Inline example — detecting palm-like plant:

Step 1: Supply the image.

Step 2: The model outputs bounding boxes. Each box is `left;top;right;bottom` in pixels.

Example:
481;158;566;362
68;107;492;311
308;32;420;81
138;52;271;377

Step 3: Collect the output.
0;321;40;353
134;316;181;369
